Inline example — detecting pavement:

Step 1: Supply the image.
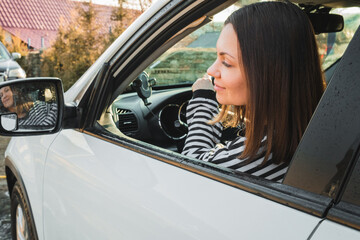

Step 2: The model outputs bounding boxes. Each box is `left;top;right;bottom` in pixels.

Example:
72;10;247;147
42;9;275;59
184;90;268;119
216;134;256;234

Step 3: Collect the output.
0;136;12;239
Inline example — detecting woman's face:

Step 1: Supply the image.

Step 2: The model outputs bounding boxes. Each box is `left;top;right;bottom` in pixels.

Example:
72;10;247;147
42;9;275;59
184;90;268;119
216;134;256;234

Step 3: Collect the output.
0;86;15;109
207;24;248;106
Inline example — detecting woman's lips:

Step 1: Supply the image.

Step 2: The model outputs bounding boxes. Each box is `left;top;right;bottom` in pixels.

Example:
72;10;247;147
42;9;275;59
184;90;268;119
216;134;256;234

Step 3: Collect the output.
214;84;225;91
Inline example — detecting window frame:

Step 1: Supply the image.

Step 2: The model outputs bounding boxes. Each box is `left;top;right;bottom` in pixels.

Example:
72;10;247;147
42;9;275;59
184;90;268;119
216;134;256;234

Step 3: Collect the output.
326;148;360;230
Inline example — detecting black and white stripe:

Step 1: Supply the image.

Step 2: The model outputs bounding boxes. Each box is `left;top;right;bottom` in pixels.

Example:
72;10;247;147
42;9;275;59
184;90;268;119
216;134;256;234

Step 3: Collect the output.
182;90;288;182
19;101;57;127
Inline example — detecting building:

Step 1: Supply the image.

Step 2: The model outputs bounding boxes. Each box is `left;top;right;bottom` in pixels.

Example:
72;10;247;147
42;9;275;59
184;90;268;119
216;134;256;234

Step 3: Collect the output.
0;0;140;50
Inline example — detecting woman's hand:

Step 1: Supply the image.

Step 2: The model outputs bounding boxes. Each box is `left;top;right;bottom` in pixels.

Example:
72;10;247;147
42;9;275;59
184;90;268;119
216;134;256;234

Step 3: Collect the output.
192;75;214;92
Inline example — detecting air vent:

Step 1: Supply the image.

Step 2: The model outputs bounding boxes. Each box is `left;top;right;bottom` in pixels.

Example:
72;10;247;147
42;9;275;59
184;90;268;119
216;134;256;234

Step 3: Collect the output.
118;112;138;133
117;108;131;114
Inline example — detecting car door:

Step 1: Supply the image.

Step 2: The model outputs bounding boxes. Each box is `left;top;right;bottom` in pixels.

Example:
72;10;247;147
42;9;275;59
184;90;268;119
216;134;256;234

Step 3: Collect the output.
43;129;324;239
41;1;329;239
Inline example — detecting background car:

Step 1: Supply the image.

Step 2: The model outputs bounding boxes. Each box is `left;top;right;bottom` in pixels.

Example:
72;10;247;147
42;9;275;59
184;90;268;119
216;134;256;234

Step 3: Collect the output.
1;0;360;239
0;41;26;82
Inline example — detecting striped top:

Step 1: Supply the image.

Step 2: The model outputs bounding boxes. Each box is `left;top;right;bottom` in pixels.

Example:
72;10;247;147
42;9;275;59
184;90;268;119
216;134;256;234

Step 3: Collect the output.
182;90;288;182
18;101;57;128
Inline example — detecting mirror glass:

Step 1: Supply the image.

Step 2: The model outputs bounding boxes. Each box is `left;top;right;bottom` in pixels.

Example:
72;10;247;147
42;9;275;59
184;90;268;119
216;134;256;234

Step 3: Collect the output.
1;113;17;131
0;81;58;132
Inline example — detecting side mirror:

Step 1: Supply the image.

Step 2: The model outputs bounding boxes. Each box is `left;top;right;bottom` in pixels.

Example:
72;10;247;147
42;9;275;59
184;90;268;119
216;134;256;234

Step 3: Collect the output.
0;78;64;136
11;52;21;60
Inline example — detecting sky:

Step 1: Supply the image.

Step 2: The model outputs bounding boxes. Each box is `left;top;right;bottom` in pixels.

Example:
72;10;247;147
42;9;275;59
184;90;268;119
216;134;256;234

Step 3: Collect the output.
91;0;119;6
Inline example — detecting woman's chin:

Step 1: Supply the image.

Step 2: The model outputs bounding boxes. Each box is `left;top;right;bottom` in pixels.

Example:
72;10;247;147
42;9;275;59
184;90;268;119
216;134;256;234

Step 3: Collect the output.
215;95;227;105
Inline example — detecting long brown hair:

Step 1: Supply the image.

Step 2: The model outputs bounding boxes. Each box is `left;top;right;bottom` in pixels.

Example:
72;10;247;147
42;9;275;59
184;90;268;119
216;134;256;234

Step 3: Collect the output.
0;86;33;117
214;1;325;164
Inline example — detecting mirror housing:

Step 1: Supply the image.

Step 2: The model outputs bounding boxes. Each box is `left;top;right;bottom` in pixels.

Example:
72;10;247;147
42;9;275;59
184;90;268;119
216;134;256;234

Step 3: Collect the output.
0;78;64;136
11;52;21;60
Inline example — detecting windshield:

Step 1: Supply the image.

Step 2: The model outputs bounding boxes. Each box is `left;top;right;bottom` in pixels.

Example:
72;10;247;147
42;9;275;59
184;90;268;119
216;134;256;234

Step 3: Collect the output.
0;43;11;61
317;7;360;69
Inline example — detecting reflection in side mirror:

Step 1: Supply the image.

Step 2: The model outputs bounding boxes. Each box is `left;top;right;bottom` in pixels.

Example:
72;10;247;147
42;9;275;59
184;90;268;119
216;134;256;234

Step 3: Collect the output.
0;113;18;131
0;78;64;136
11;52;21;60
0;73;7;82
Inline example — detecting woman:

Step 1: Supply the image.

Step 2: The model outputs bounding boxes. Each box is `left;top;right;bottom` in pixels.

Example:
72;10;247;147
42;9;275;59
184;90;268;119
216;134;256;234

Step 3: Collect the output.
0;86;33;119
182;1;325;182
0;85;57;127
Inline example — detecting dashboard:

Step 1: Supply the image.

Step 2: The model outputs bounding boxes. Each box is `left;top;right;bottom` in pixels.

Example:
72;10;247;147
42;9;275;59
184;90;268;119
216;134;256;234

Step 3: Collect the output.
110;87;193;152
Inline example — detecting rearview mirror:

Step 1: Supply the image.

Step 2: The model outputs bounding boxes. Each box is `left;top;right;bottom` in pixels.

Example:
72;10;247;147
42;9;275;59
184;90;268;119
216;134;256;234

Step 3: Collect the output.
0;78;64;136
307;13;344;34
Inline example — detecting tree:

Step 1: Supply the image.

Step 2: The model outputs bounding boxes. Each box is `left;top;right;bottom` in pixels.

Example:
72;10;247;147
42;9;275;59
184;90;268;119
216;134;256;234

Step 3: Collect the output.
103;0;128;49
41;2;102;91
138;0;152;13
104;0;150;49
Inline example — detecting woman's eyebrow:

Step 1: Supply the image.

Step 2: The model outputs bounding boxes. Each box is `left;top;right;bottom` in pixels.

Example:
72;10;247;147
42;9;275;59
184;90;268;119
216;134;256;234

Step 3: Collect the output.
219;51;236;59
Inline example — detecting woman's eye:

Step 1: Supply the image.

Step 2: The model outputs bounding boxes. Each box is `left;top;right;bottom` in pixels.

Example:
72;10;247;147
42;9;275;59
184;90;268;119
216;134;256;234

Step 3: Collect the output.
222;61;231;67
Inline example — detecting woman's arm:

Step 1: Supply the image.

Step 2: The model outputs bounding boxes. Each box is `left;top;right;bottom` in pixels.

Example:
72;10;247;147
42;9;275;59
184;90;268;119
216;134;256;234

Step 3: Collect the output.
182;89;247;163
20;101;58;126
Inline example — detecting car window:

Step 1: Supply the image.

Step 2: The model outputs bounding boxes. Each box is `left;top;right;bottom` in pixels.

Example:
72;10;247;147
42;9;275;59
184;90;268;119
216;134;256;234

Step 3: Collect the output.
317;7;360;69
144;2;249;87
105;1;360;162
145;6;360;88
0;43;11;61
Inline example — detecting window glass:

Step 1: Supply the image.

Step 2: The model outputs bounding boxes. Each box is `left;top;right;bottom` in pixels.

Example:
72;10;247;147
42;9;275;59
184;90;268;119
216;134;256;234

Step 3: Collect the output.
144;1;256;87
317;7;360;69
0;43;11;61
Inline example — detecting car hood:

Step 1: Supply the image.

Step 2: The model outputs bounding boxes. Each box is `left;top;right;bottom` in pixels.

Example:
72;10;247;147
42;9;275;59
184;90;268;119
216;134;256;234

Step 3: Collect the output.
0;59;21;72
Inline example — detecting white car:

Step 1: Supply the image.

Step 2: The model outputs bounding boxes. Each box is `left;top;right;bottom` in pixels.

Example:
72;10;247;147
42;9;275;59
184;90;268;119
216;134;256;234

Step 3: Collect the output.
1;0;360;239
0;42;26;81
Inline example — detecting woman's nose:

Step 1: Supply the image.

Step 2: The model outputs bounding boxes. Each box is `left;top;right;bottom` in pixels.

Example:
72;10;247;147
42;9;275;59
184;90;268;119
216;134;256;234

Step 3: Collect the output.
207;60;220;79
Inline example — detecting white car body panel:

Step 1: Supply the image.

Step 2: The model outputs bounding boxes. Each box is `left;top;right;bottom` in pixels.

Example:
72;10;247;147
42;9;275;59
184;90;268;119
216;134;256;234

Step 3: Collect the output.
311;220;360;240
42;130;320;239
5;134;59;240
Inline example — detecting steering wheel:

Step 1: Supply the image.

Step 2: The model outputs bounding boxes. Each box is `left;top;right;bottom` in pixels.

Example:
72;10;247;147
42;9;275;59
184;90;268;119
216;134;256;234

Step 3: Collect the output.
177;101;189;129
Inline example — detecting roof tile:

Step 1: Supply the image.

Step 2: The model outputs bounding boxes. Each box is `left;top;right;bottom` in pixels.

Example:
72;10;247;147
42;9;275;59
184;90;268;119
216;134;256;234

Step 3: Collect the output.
0;0;140;49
